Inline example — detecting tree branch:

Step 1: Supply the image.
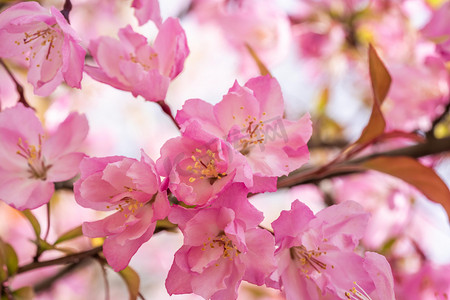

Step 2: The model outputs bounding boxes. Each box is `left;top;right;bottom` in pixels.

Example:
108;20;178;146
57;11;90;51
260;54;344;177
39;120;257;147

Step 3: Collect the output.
278;136;450;188
0;59;31;109
17;246;103;274
157;100;180;130
60;0;73;23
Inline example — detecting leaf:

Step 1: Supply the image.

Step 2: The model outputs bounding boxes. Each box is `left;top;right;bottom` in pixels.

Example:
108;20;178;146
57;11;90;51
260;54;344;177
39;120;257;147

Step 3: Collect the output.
4;243;18;276
362;156;450;219
0;240;7;282
316;88;329;115
22;210;41;238
245;43;272;77
12;286;35;300
368;44;391;105
354;44;392;145
118;266;140;300
54;226;83;245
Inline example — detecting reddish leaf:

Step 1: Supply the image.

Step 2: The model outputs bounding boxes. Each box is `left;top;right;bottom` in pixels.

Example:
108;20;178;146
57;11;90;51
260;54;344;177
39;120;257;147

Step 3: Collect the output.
245;44;272;77
369;44;391;105
362;156;450;220
355;45;392;145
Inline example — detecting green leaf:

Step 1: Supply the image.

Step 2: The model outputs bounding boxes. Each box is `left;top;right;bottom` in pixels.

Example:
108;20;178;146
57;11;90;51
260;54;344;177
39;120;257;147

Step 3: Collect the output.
22;210;41;238
4;243;18;276
354;44;391;145
54;226;83;245
37;239;55;251
0;240;7;282
362;156;450;220
118;266;140;300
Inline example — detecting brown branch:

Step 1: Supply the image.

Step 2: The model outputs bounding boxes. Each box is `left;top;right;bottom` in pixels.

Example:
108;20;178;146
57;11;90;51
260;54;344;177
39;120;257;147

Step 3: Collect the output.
157;100;180;130
34;258;92;293
17;246;103;274
60;0;73;23
278;136;450;188
0;59;31;109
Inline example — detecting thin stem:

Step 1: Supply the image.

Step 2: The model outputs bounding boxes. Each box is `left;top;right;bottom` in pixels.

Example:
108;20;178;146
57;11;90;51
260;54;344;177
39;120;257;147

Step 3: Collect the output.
43;203;51;241
98;260;110;300
157;100;180;130
60;0;73;23
18;246;103;274
0;59;31;109
34;259;91;293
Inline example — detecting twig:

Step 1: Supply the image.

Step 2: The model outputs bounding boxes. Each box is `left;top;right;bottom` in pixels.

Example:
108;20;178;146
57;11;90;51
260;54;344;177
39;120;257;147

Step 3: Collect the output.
60;0;73;23
98;259;110;300
43;204;51;241
157;101;180;130
34;258;92;293
0;59;31;109
278;136;450;188
18;246;103;274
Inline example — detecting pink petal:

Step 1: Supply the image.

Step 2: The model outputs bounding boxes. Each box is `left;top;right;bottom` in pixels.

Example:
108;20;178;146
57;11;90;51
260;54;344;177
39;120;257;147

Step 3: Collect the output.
245;75;284;119
132;0;162;27
272;200;315;244
45;152;85;182
364;252;395;300
42;112;88;161
214;81;260;134
0;176;53;210
153;17;189;79
241;228;276;285
102;220;156;271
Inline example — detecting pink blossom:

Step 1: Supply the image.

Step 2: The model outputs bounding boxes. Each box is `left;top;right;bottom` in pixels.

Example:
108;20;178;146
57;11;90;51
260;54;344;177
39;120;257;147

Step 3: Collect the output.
397;262;450;300
383;56;449;132
84;18;189;102
131;0;162;27
270;200;395;299
74;151;169;271
333;171;417;249
422;1;450;61
165;184;276;299
156;121;253;206
176;75;312;185
0;2;86;96
192;0;290;73
0;103;88;210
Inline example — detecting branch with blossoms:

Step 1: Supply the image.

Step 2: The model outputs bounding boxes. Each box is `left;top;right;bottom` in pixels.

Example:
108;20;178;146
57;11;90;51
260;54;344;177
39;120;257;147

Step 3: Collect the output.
1;0;450;299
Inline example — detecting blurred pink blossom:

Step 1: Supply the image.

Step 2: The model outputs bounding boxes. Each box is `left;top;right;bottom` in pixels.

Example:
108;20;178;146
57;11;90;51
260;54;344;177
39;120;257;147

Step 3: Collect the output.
132;0;162;27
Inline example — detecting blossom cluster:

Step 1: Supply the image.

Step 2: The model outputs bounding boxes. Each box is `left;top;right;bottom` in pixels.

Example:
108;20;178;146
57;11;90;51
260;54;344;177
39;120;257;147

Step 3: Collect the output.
0;0;449;299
